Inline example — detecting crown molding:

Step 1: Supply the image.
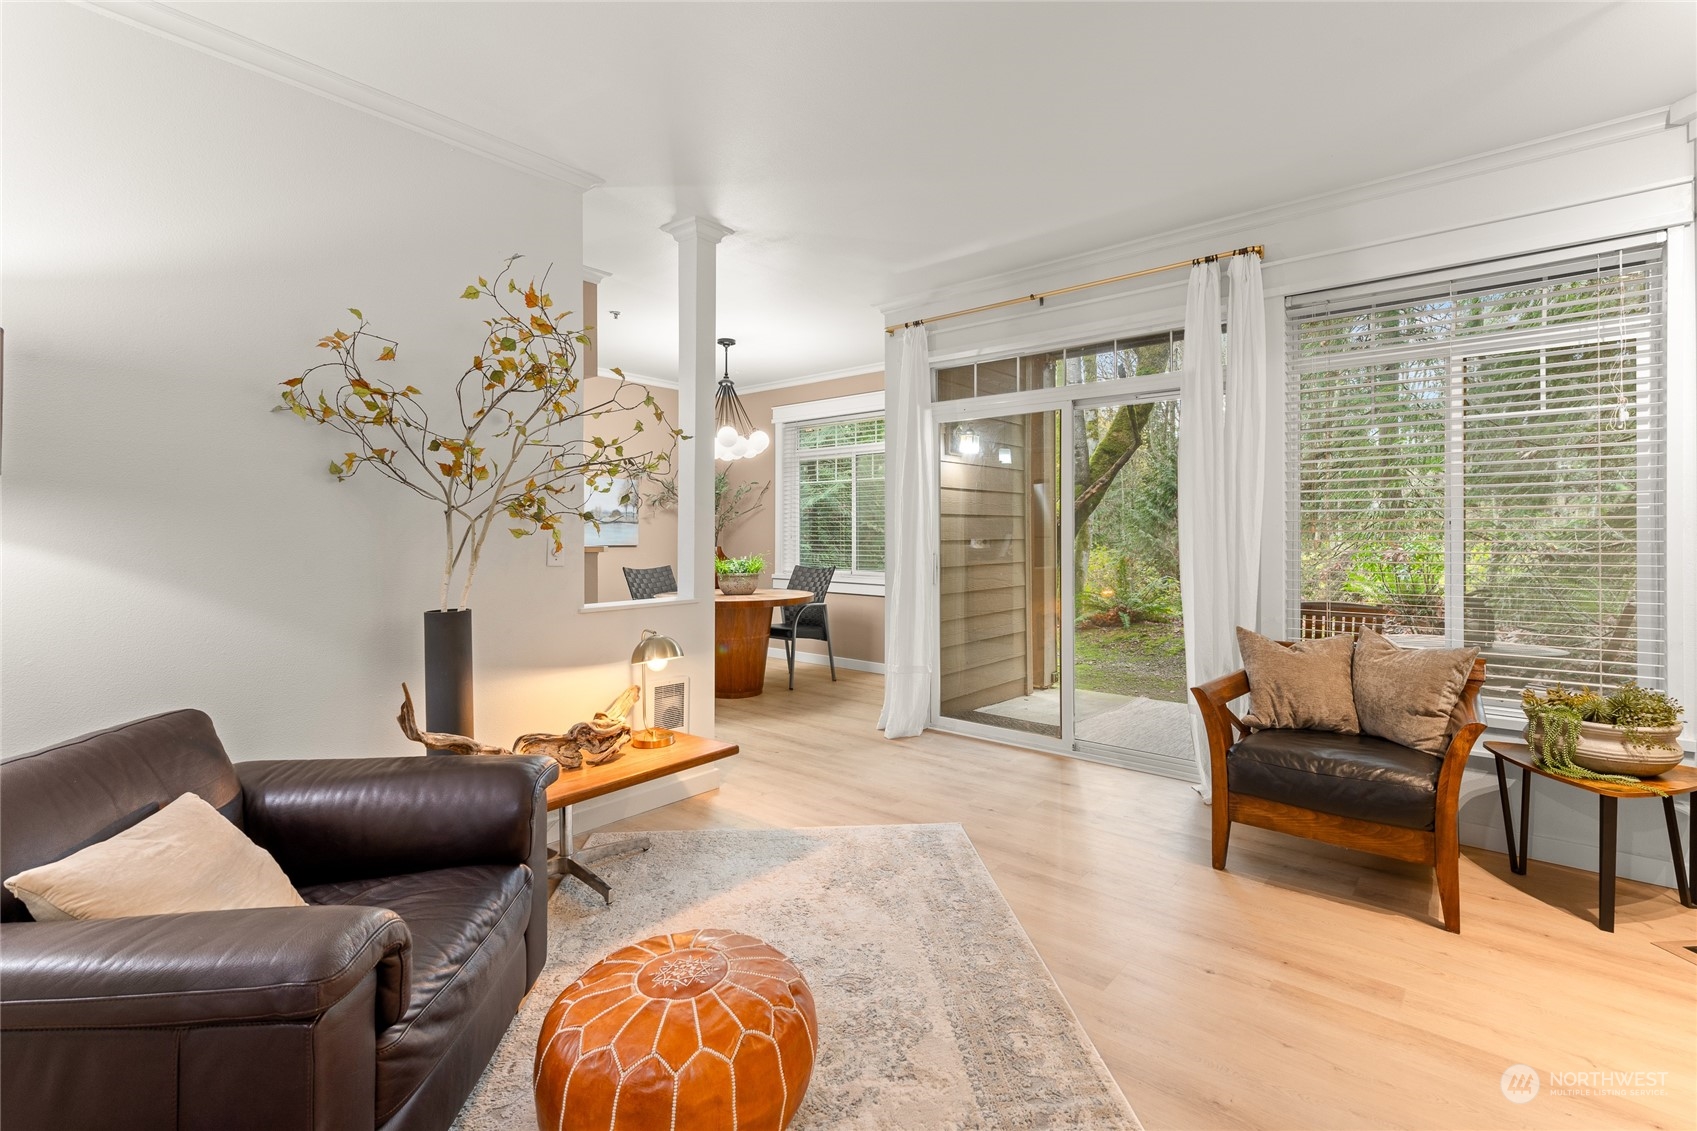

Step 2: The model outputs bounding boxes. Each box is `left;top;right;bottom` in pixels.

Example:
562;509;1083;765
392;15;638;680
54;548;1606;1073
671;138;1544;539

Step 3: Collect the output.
1670;93;1697;142
661;216;735;244
880;106;1678;316
595;362;882;396
739;362;885;395
582;266;613;285
78;1;602;190
598;367;676;390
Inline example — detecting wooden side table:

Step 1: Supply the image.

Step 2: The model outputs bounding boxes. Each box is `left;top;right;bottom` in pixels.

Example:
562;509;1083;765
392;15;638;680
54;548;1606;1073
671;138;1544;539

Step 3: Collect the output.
545;732;738;904
713;589;812;698
1484;740;1697;931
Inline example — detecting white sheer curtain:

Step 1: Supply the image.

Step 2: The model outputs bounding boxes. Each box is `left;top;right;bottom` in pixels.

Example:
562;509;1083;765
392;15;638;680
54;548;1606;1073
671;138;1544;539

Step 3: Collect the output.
879;325;934;738
1178;263;1229;784
1178;256;1268;786
1226;254;1267;633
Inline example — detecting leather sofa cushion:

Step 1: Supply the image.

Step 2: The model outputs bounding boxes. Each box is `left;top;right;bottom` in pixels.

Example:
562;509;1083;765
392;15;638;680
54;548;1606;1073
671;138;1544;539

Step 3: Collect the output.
300;864;531;1124
1228;729;1441;830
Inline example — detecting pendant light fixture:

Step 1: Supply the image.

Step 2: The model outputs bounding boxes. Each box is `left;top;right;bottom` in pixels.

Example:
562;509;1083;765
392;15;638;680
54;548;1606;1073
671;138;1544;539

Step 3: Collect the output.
713;337;769;461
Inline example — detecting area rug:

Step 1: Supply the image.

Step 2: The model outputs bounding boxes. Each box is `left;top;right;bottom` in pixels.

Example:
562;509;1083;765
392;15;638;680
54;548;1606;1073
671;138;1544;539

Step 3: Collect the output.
452;824;1141;1130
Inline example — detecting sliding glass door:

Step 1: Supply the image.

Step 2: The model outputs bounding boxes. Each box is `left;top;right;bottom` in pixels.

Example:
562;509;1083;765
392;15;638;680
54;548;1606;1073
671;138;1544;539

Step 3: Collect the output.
1069;397;1190;773
931;333;1192;777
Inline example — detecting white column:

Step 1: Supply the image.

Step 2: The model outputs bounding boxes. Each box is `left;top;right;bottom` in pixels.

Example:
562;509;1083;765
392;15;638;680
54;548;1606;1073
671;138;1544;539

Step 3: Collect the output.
661;216;733;604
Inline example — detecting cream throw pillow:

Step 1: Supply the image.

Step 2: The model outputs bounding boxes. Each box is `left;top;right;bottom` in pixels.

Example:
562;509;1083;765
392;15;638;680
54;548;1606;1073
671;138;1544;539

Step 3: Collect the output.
3;792;304;922
1236;626;1360;733
1352;629;1479;756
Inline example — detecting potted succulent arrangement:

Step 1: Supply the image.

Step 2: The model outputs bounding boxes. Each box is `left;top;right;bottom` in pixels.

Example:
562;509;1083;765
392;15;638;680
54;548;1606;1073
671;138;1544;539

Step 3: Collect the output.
277;256;680;737
1521;683;1686;790
715;554;765;596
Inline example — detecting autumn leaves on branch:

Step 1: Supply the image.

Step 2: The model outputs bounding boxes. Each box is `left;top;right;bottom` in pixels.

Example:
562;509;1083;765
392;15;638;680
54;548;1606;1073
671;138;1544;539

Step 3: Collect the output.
278;255;684;609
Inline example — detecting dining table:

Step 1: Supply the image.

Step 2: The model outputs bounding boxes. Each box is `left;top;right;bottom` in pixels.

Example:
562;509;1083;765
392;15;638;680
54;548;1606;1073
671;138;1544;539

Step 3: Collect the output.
715;588;812;698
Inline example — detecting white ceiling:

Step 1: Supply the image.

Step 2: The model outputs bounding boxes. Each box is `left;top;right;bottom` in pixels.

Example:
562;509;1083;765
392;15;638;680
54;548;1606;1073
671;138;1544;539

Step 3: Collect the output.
160;1;1695;387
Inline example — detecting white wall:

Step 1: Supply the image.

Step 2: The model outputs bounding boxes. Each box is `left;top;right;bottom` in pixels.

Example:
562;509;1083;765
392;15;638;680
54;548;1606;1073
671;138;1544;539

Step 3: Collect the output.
1;3;714;774
884;108;1697;886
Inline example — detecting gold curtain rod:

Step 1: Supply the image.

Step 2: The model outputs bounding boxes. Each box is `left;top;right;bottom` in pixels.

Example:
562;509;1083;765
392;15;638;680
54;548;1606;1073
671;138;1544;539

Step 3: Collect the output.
885;244;1265;335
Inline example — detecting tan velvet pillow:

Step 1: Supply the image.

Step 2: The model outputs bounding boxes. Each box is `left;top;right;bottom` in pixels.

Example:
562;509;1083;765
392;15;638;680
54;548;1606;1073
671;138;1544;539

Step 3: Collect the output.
3;793;305;921
1352;629;1479;755
1236;626;1360;733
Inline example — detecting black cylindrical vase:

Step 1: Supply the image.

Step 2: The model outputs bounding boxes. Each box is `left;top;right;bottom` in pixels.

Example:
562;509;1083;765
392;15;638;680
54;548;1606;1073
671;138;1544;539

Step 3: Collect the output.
423;608;474;740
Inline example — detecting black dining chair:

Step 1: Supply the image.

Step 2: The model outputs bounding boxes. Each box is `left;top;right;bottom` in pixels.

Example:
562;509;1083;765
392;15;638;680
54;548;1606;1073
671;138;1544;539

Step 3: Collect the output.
623;565;677;600
770;565;836;690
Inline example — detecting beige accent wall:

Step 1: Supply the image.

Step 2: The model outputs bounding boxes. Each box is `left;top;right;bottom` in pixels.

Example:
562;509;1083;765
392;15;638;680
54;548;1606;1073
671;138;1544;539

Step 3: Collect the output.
718;372;888;666
581;375;681;601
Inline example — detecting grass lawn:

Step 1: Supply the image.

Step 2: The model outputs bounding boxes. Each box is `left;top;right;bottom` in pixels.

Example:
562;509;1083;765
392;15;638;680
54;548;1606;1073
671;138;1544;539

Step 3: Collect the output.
1074;618;1187;702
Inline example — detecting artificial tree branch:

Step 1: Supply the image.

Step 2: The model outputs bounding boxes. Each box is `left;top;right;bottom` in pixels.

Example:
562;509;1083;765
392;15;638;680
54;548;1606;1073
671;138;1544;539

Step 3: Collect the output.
279;257;681;610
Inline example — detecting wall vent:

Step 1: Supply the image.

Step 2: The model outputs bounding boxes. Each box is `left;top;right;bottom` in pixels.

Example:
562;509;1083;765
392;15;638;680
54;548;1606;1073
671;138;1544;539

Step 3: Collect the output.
645;673;690;732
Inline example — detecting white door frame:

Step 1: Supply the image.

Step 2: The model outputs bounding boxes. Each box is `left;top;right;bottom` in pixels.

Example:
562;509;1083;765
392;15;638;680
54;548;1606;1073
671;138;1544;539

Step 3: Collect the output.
925;367;1188;774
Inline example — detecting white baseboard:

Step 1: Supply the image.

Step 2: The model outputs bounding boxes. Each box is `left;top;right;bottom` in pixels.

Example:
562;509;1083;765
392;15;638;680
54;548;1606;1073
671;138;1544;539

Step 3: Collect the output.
1457;755;1689;889
566;763;724;835
1458;821;1682;890
766;646;885;675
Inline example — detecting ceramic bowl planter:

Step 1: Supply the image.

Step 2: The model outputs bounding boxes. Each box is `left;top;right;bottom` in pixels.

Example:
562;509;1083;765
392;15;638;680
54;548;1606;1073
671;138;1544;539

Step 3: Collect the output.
1524;717;1685;777
714;554;765;596
1570;721;1685;776
1521;683;1687;780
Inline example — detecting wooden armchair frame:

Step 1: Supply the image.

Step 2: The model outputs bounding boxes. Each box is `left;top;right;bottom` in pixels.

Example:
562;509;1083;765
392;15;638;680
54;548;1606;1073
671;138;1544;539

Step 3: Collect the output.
1190;653;1488;932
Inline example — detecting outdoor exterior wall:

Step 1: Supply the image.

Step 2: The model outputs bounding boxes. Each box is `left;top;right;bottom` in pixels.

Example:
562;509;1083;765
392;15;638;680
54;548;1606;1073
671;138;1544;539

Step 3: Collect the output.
883;110;1697;885
717;372;887;667
938;414;1040;715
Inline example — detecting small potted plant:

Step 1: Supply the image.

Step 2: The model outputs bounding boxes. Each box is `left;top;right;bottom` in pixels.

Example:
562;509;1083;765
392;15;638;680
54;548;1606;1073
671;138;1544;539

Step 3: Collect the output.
715;554;765;596
1522;683;1686;783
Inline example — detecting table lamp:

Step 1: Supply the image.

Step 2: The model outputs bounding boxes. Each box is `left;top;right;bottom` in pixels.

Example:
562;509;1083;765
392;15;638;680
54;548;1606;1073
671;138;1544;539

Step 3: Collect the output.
629;629;683;748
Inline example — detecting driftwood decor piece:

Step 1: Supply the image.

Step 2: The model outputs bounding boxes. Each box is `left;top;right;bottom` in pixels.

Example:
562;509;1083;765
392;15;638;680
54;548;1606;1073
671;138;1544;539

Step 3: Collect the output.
512;733;585;771
397;684;512;757
565;685;641;767
397;684;642;771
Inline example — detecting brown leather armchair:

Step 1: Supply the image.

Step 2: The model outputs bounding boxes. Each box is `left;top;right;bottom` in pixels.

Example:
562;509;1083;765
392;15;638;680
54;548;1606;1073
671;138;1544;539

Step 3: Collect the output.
1;709;559;1131
1192;655;1487;932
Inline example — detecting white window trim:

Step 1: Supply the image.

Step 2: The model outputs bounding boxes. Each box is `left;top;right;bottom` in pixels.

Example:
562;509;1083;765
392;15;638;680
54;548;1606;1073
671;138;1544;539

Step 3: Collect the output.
770;390;885;424
771;390;888;597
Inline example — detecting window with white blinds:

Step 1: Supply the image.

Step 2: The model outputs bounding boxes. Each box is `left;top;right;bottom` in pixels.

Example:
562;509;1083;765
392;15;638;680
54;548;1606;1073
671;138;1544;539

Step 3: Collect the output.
1286;240;1668;709
776;410;886;590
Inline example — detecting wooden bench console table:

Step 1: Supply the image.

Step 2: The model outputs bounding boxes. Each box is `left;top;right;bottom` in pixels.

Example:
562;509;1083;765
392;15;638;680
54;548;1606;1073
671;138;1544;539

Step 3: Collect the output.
1485;740;1696;932
545;732;739;904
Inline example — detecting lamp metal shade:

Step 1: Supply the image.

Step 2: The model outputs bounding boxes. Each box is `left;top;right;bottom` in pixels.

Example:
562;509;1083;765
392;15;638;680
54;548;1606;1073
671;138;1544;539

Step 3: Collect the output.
631;629;684;667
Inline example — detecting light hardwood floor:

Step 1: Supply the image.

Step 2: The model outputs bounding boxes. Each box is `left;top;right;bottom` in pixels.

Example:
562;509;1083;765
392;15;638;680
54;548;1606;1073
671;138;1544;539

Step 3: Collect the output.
598;665;1697;1130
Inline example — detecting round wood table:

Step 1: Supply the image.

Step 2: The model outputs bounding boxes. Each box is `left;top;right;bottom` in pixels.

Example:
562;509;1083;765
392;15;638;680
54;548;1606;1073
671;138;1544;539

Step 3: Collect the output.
715;588;812;698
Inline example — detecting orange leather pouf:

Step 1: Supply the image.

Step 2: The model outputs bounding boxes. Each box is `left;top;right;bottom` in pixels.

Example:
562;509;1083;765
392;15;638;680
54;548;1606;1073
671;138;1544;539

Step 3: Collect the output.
534;928;817;1131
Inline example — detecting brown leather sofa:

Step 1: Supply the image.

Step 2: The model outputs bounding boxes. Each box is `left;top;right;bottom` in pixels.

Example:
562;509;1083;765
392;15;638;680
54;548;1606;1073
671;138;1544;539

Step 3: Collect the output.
0;709;559;1131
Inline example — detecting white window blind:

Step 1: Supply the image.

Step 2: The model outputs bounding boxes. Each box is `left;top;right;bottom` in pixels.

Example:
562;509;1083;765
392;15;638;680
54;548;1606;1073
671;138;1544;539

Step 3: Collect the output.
1286;240;1668;709
777;414;886;586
